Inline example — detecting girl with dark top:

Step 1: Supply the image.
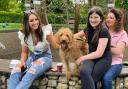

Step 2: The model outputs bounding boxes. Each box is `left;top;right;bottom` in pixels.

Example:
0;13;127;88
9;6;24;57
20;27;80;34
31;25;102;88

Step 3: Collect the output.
74;7;112;89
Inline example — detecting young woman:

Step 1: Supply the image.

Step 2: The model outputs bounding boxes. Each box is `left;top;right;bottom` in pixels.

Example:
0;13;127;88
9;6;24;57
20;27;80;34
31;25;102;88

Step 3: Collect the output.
8;10;58;89
74;7;112;89
101;8;128;89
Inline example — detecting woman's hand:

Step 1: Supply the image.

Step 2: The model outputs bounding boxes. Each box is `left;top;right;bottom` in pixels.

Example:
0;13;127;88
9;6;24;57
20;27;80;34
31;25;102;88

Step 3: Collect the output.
47;34;60;49
16;61;26;69
20;61;26;67
76;56;85;65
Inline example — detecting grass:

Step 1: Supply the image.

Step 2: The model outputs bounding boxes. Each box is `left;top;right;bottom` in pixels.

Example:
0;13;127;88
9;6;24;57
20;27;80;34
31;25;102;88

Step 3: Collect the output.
0;23;21;30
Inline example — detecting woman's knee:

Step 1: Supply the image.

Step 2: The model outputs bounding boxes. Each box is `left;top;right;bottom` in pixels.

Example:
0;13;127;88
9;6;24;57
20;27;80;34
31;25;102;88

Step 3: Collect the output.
29;59;50;74
29;61;44;74
102;73;113;82
80;64;91;77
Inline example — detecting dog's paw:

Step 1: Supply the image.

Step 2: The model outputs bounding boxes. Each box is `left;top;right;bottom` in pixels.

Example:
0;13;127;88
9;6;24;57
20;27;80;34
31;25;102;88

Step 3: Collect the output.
66;71;71;80
75;69;80;76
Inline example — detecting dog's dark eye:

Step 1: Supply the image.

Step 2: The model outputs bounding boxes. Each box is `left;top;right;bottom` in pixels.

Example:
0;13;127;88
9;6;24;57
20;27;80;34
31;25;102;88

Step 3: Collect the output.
60;34;63;37
66;34;69;38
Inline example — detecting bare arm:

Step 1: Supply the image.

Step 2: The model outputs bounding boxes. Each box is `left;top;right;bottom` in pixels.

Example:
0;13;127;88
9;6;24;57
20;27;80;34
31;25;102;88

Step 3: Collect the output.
74;30;85;37
111;42;125;55
76;38;108;65
19;46;28;67
84;38;108;59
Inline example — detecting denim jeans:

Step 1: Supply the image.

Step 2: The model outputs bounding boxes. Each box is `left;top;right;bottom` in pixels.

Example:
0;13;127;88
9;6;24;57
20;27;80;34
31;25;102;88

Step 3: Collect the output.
101;64;122;89
80;54;111;89
8;53;52;89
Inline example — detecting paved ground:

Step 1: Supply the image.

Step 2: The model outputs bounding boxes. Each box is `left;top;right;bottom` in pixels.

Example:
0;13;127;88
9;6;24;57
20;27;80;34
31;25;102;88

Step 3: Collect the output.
0;30;128;61
0;30;61;61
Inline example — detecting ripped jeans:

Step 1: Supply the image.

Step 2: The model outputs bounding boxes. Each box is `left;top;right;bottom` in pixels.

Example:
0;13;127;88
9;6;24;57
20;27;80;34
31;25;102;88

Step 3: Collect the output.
8;53;52;89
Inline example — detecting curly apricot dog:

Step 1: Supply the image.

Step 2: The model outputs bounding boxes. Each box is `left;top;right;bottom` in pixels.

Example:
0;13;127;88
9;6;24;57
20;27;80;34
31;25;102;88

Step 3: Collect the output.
55;27;88;80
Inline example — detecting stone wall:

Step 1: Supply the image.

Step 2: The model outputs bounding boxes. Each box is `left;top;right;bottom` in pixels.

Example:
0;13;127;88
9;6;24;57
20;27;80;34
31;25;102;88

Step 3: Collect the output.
0;72;128;89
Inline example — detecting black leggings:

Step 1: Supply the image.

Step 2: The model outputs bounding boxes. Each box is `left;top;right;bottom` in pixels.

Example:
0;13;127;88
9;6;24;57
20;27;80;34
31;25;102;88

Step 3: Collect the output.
80;56;111;89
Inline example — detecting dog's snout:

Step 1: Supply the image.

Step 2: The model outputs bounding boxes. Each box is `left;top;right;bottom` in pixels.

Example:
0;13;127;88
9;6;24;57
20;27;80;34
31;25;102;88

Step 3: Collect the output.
61;40;66;43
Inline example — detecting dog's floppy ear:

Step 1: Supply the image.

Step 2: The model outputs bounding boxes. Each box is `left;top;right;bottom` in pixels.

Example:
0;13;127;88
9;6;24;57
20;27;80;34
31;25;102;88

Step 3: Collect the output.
54;32;59;44
54;28;62;44
65;28;73;49
66;28;73;43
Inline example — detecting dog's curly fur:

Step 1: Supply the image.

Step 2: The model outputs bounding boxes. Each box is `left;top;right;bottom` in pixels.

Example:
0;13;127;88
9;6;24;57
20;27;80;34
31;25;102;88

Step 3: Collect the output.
55;27;88;80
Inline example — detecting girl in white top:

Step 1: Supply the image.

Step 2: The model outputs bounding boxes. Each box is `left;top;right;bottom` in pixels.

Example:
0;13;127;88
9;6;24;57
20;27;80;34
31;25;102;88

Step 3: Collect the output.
8;10;59;89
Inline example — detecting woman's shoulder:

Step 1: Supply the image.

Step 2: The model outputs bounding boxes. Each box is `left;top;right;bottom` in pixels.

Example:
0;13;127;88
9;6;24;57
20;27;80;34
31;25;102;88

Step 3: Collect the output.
115;30;128;37
102;27;108;31
121;30;128;35
100;27;109;34
119;30;128;47
17;30;25;40
99;27;110;38
119;30;128;39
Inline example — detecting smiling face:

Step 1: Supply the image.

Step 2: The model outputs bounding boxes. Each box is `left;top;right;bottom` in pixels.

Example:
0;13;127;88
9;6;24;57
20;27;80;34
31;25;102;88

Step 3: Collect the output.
28;14;39;31
106;12;116;28
89;12;101;29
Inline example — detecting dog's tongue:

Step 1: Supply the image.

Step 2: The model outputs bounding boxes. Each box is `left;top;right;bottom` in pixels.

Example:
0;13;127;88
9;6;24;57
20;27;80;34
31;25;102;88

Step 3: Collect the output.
61;44;66;48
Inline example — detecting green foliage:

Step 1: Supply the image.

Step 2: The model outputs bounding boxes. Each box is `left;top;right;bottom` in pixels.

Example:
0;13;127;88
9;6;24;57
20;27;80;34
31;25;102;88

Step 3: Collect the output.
96;0;108;13
115;0;122;8
80;3;89;14
0;11;23;23
115;0;128;10
8;0;23;13
0;0;10;11
47;13;87;24
121;0;128;10
46;0;74;14
0;0;23;12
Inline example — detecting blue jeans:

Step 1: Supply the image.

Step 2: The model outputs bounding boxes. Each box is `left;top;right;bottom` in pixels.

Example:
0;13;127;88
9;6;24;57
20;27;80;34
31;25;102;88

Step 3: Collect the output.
101;64;122;89
8;53;52;89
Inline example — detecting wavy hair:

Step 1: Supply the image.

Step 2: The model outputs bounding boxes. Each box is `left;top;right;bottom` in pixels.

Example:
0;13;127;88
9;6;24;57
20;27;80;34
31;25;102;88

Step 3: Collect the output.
107;8;123;32
21;10;43;45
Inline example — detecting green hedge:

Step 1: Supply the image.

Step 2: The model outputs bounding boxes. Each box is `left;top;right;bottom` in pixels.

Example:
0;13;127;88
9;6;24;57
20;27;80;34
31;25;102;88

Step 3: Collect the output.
0;11;23;23
0;11;87;24
47;13;87;24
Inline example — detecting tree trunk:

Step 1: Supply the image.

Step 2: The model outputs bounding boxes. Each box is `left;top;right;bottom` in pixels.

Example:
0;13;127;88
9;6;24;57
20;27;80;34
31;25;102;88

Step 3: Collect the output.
88;0;92;8
33;1;48;25
74;3;80;33
92;0;96;6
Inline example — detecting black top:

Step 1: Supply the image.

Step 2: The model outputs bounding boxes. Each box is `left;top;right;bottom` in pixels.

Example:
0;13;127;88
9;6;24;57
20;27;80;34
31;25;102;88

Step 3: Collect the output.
84;27;111;54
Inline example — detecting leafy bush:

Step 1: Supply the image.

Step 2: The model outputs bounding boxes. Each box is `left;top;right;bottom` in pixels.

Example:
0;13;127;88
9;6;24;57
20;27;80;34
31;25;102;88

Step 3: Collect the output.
47;13;87;24
0;11;23;23
0;11;87;24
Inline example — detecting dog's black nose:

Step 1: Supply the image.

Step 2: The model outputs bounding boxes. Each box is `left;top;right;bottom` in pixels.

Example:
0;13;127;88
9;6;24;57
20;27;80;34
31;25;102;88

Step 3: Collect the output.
61;40;66;43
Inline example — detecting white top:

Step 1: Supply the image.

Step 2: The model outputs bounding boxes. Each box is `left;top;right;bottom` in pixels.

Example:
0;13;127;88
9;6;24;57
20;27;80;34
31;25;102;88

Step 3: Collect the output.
18;24;52;54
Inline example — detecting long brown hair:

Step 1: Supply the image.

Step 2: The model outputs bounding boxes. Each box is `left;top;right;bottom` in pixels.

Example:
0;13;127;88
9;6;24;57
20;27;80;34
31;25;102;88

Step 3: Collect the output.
21;10;43;45
85;6;104;44
123;11;128;34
